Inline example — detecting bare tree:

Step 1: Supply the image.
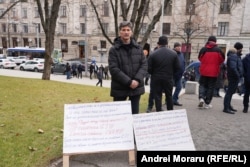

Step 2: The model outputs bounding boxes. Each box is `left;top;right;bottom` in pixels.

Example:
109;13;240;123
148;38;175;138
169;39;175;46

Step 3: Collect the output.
0;0;27;19
35;0;61;80
89;0;171;47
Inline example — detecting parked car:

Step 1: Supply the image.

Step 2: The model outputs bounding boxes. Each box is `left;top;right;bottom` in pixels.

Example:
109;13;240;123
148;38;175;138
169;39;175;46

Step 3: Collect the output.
11;56;28;65
19;60;44;72
182;61;200;88
0;59;16;69
51;62;67;74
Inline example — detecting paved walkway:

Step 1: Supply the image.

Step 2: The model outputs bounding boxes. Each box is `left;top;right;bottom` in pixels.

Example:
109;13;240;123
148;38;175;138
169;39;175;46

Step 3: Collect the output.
0;69;249;167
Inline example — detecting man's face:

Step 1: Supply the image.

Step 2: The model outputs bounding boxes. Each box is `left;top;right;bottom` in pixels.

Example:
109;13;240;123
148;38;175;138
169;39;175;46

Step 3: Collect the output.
175;46;181;52
119;26;132;41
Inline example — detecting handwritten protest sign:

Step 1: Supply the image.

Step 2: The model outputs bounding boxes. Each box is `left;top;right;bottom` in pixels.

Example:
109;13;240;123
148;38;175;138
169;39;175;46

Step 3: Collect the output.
63;101;134;154
133;109;195;151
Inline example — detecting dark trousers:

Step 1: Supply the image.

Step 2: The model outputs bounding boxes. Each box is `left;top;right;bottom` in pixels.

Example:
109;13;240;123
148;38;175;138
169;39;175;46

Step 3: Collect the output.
152;78;173;111
96;79;102;87
243;80;250;109
224;78;239;110
113;95;141;114
198;76;217;105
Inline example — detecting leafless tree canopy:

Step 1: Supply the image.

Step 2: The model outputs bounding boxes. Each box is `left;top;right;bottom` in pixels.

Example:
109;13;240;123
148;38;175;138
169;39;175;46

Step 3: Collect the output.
89;0;171;47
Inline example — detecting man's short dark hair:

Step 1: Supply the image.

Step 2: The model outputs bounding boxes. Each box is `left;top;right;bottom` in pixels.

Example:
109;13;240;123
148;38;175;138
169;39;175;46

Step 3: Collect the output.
119;21;133;30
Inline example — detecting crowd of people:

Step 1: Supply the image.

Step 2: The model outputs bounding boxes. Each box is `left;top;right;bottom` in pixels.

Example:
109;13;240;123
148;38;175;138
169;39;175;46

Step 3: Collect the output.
65;62;109;88
107;21;249;115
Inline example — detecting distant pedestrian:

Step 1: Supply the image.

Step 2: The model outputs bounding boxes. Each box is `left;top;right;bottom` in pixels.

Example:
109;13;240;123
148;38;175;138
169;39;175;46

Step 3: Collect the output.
65;62;71;79
172;42;185;106
89;64;94;79
148;36;180;111
93;63;98;78
104;65;109;79
72;64;77;78
197;36;225;109
77;64;83;79
242;52;250;113
223;44;243;114
96;69;103;87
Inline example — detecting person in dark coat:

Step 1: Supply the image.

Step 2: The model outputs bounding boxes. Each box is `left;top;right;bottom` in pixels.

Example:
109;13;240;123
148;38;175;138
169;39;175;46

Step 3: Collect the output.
89;64;94;79
172;42;185;106
198;36;225;109
96;69;103;87
148;36;180;111
108;21;147;114
242;53;250;113
223;45;243;114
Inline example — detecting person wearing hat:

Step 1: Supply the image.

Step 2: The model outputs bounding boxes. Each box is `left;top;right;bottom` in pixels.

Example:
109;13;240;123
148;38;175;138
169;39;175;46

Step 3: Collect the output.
198;35;225;109
223;45;244;114
108;21;147;114
148;36;180;111
172;42;185;106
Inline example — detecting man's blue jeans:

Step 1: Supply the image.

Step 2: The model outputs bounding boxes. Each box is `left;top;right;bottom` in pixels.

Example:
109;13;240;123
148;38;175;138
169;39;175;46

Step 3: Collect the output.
173;77;182;103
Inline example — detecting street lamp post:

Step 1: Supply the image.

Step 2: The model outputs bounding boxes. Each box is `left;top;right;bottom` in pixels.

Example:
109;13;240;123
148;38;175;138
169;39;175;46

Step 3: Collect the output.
84;8;88;77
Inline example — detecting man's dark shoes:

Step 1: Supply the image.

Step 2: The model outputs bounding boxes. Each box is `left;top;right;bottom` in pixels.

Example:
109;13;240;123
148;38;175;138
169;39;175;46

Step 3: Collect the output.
243;108;248;113
229;106;237;112
174;102;183;106
223;109;235;114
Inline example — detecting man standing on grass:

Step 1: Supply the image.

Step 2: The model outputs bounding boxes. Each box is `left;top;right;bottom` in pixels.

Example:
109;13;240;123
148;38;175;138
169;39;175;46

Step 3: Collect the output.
108;21;147;114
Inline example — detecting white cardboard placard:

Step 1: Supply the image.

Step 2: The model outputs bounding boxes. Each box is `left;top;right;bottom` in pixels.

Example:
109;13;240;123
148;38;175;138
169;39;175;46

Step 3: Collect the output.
63;101;134;154
133;109;195;151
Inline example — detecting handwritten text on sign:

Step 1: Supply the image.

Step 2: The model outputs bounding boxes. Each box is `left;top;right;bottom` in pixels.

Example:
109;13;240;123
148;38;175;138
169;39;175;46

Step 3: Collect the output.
133;109;195;151
63;101;134;154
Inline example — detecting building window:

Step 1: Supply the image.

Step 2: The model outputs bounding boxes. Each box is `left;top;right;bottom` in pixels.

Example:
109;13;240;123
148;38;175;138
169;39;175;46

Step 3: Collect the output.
12;24;17;33
61;39;68;52
186;0;196;15
100;40;106;48
220;0;231;14
80;5;86;17
12;8;17;18
23;38;29;47
2;37;7;48
60;23;67;34
102;23;109;34
164;3;172;16
217;22;229;36
163;23;171;35
60;6;67;17
34;7;39;18
80;23;85;34
103;1;109;16
23;24;28;33
22;8;27;18
140;23;147;35
2;23;6;32
0;9;4;18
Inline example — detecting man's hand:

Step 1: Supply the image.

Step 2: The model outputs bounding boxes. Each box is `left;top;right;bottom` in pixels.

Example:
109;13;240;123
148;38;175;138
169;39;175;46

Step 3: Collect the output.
130;80;139;89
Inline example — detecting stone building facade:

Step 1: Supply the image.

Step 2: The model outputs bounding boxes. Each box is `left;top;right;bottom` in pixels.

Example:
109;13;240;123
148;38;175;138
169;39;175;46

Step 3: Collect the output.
0;0;249;63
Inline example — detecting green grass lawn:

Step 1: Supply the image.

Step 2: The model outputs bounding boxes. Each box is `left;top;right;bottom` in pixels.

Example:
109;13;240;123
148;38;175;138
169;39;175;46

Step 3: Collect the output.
0;76;148;167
